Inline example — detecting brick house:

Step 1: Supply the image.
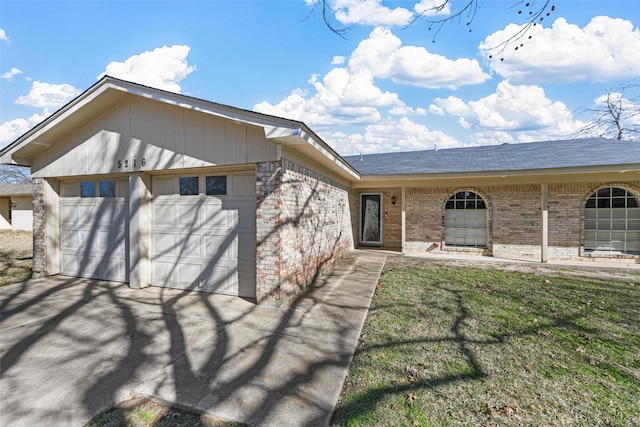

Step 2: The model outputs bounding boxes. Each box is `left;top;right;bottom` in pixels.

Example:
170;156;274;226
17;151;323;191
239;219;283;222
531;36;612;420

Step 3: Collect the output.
1;76;639;305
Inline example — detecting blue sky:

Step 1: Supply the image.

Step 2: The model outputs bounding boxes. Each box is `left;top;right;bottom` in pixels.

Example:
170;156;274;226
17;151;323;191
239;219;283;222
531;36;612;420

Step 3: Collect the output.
1;0;639;155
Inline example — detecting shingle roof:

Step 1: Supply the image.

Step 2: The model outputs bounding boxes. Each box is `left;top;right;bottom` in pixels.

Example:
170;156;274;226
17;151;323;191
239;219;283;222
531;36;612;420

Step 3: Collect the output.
343;138;640;176
0;183;32;197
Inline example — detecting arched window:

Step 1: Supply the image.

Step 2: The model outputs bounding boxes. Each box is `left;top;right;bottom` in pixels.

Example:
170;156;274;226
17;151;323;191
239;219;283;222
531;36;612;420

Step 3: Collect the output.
444;191;487;248
584;187;640;254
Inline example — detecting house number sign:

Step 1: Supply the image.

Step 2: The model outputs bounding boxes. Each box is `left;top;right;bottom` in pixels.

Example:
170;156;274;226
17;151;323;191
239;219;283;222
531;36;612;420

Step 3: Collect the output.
116;158;147;169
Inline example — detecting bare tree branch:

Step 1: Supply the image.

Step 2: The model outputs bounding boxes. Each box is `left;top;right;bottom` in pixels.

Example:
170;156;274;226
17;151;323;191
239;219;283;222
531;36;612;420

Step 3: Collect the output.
0;165;32;184
575;84;640;141
314;0;556;52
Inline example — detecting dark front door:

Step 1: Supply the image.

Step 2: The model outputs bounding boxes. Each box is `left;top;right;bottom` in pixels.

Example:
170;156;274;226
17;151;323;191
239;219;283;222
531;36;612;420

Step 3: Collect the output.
360;193;382;245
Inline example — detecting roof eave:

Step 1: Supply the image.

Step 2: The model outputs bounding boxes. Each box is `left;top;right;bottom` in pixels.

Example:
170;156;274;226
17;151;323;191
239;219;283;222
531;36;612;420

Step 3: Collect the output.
357;163;640;181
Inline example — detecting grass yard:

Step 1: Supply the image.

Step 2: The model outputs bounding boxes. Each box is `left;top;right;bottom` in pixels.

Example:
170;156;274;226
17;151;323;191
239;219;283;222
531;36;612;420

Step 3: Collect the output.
333;257;640;427
0;230;32;286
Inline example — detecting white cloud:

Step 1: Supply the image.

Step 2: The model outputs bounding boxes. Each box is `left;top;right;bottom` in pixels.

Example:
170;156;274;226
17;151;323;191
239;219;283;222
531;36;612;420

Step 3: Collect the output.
324;117;464;155
481;16;640;83
413;0;451;16
0;112;47;147
255;27;488;132
0;29;8;42
431;80;586;144
350;28;489;89
99;45;195;93
331;56;346;65
1;67;22;81
331;0;413;27
15;81;81;109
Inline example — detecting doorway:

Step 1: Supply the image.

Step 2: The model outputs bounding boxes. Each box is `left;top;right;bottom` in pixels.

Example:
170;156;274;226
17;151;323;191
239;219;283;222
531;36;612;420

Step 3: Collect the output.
360;193;382;246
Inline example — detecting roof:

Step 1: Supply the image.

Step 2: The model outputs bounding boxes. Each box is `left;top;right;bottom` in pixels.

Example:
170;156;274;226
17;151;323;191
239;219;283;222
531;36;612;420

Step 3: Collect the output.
0;183;32;197
0;75;360;181
343;138;640;176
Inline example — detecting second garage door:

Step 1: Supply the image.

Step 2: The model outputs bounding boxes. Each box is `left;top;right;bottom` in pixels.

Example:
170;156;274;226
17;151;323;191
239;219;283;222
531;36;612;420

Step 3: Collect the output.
151;172;256;297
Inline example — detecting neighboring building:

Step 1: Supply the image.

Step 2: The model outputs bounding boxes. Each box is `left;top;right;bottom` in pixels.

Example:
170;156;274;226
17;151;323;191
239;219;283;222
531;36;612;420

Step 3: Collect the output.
0;183;33;231
1;76;638;305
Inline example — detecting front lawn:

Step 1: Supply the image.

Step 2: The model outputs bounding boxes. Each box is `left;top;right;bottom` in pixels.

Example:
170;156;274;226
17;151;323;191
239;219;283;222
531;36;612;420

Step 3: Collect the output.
333;258;640;426
0;230;32;286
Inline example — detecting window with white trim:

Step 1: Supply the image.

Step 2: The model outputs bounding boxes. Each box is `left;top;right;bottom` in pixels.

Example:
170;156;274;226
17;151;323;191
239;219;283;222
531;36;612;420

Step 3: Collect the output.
444;191;488;248
584;187;640;254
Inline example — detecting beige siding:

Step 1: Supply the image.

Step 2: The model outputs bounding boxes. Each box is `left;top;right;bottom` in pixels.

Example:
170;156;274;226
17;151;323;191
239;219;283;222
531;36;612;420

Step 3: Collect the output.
32;95;279;178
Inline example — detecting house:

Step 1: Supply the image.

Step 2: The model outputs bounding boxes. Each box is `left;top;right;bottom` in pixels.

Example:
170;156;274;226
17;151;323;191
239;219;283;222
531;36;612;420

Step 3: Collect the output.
0;183;33;231
1;76;638;305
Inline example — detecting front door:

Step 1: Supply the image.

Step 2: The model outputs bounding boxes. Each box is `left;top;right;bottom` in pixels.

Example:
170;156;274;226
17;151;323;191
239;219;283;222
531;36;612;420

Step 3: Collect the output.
360;193;382;246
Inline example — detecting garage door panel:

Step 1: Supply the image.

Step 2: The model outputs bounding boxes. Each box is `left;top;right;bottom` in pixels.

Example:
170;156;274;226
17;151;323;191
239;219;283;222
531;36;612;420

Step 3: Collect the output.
177;263;202;287
96;229;127;254
154;204;176;227
154;232;176;257
61;229;78;250
204;234;236;260
178;233;203;258
153;260;177;285
203;204;231;229
204;264;235;294
178;203;201;227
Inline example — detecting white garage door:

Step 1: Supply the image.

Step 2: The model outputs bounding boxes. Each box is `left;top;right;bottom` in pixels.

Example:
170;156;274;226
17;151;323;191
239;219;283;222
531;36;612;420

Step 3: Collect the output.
151;172;256;297
60;179;129;282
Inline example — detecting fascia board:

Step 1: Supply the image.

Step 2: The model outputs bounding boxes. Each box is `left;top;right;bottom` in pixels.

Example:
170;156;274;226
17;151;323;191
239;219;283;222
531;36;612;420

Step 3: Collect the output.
357;164;640;182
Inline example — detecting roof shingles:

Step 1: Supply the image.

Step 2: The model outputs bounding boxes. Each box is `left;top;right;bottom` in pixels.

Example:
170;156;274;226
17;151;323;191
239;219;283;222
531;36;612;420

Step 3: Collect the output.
343;138;640;176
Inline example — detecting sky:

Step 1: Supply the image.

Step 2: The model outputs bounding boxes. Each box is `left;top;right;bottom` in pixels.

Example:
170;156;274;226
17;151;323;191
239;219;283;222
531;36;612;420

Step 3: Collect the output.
1;0;639;156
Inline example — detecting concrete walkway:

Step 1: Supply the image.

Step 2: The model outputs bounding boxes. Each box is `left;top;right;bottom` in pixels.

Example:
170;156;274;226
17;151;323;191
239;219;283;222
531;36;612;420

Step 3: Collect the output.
0;250;386;427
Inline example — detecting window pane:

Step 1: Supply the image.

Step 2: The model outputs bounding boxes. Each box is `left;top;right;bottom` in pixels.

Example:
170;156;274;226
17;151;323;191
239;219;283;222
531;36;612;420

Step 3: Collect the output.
585;198;596;209
611;197;626;208
477;200;486;209
100;180;116;198
597;188;611;198
628;197;639;208
612;188;626;197
180;177;199;195
206;176;227;195
81;181;96;197
597;198;610;208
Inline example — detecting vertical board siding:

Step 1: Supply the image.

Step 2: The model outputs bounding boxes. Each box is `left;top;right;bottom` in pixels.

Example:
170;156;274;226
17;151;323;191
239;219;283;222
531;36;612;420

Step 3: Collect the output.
32;94;279;178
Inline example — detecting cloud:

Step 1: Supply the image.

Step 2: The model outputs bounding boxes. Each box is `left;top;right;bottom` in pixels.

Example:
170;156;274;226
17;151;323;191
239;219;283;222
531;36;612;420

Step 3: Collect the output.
15;81;81;109
1;67;23;81
330;0;413;27
481;16;640;83
99;45;196;93
255;27;487;131
431;80;586;143
413;0;451;16
307;0;450;27
323;117;464;155
331;56;346;65
0;29;8;42
0;112;47;147
350;28;489;89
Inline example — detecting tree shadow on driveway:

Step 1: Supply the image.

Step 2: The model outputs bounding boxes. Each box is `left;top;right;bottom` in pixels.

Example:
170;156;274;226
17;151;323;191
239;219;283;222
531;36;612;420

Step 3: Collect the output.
0;251;386;427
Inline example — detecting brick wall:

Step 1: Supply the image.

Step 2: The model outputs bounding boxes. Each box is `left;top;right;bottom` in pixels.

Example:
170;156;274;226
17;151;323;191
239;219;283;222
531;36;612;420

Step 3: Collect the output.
32;178;46;278
255;159;354;306
398;182;640;262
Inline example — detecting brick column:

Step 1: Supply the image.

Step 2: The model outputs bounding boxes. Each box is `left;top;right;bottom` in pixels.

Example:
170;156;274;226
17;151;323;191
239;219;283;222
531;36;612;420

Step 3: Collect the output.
32;178;47;278
255;160;283;305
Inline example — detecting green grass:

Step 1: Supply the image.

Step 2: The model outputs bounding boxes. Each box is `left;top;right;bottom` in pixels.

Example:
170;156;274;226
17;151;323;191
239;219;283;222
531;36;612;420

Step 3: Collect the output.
332;261;640;426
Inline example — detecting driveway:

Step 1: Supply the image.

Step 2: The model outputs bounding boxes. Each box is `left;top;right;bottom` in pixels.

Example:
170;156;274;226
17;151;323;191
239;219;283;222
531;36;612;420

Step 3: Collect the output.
0;251;386;427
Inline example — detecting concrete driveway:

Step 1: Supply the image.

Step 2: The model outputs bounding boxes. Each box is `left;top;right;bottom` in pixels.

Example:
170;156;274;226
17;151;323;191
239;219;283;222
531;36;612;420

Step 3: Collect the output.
0;251;386;427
